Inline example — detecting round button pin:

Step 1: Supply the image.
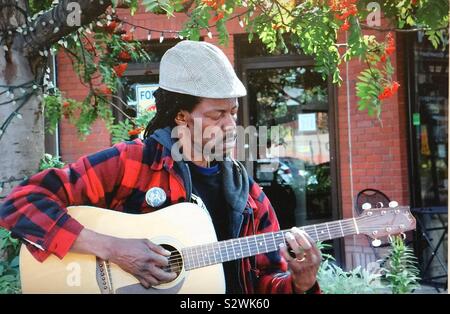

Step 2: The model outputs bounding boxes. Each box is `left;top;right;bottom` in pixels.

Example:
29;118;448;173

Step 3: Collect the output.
145;187;167;208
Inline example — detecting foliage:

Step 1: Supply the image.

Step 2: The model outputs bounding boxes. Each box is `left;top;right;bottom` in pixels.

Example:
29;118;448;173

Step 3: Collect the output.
41;2;153;139
110;107;157;144
305;163;331;194
38;153;66;171
316;242;385;294
0;228;21;294
381;235;421;294
157;0;447;121
316;239;421;294
318;258;386;294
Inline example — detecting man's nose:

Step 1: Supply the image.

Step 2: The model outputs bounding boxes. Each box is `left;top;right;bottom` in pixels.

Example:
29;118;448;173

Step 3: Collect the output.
222;112;237;129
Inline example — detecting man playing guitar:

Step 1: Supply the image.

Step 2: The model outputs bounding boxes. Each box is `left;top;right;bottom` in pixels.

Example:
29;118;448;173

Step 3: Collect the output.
0;40;321;294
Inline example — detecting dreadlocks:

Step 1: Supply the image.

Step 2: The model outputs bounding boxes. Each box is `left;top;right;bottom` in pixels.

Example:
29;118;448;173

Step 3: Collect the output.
143;88;201;138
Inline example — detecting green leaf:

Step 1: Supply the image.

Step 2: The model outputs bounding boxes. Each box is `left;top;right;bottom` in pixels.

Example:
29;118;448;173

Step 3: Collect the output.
406;15;416;26
0;275;16;282
9;256;19;268
142;0;159;12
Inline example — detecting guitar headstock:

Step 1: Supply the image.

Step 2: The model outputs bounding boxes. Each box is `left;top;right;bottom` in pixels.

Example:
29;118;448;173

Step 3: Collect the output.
356;201;416;245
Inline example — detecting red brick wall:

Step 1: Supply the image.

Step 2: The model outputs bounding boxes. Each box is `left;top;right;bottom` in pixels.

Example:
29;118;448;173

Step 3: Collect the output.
57;51;112;163
336;21;410;269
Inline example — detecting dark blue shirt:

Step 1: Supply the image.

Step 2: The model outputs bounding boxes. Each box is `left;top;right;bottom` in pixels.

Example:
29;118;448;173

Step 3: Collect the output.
188;162;242;294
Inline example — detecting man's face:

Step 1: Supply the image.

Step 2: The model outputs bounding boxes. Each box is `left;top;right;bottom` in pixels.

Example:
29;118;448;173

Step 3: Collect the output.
175;98;239;161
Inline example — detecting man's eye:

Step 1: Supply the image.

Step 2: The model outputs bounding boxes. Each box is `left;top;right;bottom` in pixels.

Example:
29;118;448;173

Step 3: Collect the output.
211;112;222;119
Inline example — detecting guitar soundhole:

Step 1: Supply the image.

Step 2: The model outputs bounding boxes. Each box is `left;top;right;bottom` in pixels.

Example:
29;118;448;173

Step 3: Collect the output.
161;244;183;278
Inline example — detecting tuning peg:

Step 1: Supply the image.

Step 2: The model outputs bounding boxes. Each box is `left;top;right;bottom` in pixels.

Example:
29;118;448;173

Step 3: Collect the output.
388;201;399;208
371;239;381;247
362;203;372;210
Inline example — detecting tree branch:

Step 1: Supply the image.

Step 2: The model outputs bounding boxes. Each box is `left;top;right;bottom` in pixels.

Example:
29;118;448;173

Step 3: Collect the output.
23;0;112;56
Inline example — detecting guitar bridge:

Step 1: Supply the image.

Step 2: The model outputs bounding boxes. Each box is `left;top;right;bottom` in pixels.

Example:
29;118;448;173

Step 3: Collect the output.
96;257;114;294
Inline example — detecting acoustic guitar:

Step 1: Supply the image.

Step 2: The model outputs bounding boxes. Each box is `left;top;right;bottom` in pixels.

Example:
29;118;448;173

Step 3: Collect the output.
19;201;416;293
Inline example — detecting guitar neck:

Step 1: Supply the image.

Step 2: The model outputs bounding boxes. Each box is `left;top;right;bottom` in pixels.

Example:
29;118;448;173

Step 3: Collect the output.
181;217;358;271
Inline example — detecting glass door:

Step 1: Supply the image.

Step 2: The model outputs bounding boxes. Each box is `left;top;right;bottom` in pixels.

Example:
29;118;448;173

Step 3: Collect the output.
240;58;341;262
407;32;448;289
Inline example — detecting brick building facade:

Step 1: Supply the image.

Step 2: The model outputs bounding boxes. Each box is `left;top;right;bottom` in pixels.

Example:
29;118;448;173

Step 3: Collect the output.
52;6;448;277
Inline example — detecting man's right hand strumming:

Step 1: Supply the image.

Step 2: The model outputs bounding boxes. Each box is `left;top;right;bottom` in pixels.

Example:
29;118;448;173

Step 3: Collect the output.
71;229;177;288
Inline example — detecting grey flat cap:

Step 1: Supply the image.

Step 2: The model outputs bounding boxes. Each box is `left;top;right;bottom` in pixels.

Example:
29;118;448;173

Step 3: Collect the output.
159;40;247;98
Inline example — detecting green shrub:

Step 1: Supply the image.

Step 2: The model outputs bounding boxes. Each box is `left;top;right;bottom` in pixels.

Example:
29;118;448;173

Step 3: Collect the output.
382;235;420;294
0;228;21;294
317;238;421;294
317;242;385;294
38;153;66;171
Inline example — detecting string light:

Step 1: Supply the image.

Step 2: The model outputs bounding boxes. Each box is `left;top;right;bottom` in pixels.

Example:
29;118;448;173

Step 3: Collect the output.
108;10;251;44
238;16;245;28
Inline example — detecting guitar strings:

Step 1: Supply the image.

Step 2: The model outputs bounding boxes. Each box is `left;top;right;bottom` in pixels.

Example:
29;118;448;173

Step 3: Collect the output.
161;228;368;268
157;214;408;269
162;216;399;267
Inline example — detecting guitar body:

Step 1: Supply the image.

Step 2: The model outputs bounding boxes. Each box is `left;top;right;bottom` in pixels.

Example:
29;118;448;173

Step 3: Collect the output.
20;203;225;294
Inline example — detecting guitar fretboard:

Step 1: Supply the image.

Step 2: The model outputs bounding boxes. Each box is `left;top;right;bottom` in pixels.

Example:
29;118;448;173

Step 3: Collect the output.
180;218;358;271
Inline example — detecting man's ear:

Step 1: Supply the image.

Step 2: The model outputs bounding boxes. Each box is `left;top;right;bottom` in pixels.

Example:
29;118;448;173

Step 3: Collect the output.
174;110;189;126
